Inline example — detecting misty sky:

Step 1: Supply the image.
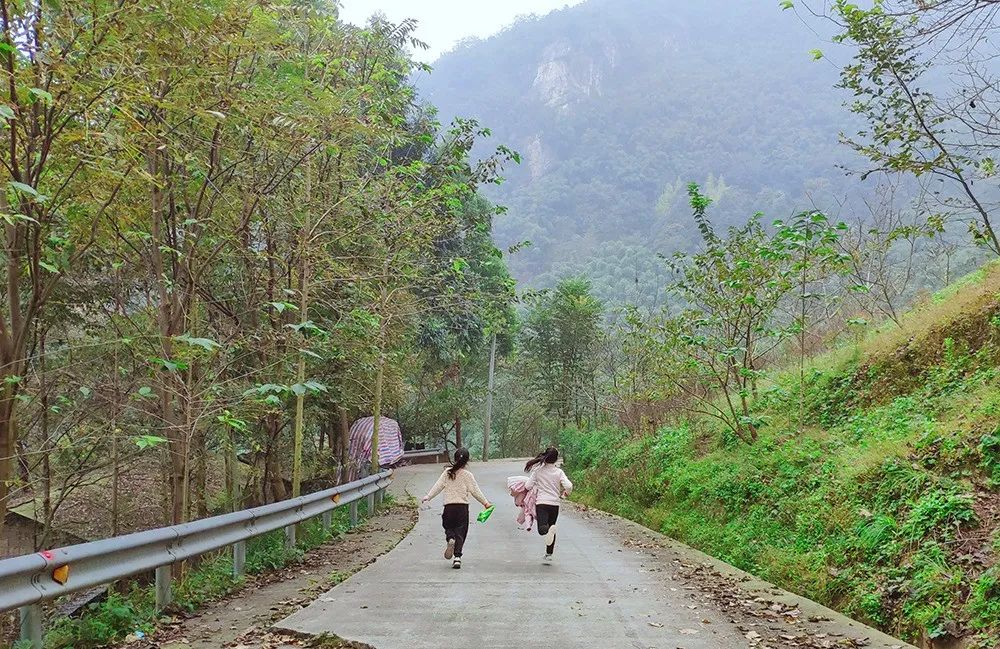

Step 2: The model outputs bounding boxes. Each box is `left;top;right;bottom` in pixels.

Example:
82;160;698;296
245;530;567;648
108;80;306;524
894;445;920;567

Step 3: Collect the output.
338;0;585;62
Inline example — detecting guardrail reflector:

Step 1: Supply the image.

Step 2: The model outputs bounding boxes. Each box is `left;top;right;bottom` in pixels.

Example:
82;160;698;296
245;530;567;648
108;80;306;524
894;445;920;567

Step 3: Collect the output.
331;493;341;504
52;565;69;585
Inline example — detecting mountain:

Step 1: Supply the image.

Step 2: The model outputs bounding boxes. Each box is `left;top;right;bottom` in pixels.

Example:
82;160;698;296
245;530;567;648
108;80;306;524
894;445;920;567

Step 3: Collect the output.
417;0;866;306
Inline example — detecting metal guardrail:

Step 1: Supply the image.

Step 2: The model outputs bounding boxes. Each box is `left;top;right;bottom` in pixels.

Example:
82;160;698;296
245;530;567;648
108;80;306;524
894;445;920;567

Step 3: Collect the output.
0;470;392;647
399;447;447;461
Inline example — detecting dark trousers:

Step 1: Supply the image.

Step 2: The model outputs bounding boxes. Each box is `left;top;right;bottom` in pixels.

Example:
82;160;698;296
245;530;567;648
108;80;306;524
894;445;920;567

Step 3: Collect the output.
442;504;470;557
536;504;560;554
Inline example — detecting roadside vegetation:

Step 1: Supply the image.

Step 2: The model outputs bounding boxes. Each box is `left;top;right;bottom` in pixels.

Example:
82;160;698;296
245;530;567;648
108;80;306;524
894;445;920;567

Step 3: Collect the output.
36;498;392;649
560;267;1000;648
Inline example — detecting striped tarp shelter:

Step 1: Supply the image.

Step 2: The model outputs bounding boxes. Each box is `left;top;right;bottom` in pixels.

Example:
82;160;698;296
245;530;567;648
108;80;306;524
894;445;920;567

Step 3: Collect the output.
348;416;404;468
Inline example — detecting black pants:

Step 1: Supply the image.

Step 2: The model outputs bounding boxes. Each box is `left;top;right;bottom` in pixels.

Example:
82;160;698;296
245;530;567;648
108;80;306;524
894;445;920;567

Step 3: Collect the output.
536;504;560;554
442;504;469;558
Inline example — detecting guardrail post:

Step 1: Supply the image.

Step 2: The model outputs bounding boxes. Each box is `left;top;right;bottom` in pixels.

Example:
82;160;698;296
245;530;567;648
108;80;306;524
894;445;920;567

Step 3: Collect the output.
350;500;358;527
366;492;375;517
284;524;296;550
233;540;246;578
375;487;383;508
19;604;42;649
322;509;332;532
155;565;172;610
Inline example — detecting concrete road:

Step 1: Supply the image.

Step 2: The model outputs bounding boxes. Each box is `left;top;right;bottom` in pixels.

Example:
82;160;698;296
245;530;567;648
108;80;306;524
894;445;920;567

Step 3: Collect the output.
276;460;751;648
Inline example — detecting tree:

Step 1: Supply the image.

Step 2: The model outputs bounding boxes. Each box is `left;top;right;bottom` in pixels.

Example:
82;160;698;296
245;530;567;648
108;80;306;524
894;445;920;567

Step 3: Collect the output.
0;0;518;578
0;0;144;542
772;210;850;425
837;178;943;326
658;184;798;443
521;278;603;427
825;0;1000;255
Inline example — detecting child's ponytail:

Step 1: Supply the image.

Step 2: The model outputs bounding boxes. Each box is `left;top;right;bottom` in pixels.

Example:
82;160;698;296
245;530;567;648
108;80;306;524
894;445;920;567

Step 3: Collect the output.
448;447;470;479
524;447;559;472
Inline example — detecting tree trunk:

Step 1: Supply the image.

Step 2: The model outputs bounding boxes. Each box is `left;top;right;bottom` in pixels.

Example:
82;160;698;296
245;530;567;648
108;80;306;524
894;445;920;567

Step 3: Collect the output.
263;414;287;503
192;425;207;519
371;256;389;475
148;142;179;524
112;424;121;535
339;406;350;482
371;354;385;474
225;426;242;512
0;391;15;533
39;330;51;550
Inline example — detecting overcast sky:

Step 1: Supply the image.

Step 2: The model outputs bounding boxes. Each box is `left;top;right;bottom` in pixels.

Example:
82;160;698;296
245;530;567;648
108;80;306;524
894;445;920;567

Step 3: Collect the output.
338;0;586;62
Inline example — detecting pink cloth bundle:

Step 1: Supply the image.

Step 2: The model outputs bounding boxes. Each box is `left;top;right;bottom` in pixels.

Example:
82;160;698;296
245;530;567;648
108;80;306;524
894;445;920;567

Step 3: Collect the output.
506;475;538;531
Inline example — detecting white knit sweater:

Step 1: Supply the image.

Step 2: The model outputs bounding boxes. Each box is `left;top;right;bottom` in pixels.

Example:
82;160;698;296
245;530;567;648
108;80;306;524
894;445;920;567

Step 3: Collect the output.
424;468;490;506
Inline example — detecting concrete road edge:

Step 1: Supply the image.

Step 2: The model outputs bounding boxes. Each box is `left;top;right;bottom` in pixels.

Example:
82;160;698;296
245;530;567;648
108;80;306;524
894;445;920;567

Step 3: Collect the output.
578;503;917;649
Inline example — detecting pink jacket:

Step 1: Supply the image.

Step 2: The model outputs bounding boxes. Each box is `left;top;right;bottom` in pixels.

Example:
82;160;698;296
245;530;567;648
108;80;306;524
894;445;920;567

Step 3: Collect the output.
507;476;538;531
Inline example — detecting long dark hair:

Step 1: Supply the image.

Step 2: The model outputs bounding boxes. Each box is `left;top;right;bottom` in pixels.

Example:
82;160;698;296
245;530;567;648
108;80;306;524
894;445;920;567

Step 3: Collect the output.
525;447;559;472
448;447;470;479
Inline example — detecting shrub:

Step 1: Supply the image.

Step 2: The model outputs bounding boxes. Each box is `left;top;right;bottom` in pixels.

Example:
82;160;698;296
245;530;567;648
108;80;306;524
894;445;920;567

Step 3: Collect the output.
901;488;976;542
46;590;155;649
969;567;1000;632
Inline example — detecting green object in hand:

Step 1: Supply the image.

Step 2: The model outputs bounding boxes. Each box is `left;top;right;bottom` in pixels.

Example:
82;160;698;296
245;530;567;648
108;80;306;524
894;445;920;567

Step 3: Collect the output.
477;505;495;523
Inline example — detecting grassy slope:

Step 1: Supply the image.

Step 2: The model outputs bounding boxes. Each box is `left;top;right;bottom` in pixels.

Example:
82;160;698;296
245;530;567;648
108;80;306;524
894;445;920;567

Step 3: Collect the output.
562;262;1000;648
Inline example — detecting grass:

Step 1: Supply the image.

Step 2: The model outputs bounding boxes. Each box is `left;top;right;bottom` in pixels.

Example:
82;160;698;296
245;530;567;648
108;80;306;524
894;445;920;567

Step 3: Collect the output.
560;264;1000;648
864;259;1000;360
42;497;388;649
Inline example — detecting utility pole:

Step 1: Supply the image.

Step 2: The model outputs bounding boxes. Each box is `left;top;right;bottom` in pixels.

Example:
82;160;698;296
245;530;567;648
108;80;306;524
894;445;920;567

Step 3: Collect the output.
482;333;497;462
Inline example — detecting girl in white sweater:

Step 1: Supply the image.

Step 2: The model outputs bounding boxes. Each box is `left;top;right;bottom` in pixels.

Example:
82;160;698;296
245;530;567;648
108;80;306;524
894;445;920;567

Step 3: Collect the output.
524;447;573;563
422;447;492;569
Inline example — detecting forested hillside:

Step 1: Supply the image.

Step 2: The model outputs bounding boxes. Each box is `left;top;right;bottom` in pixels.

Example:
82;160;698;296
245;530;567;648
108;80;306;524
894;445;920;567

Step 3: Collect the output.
419;0;867;301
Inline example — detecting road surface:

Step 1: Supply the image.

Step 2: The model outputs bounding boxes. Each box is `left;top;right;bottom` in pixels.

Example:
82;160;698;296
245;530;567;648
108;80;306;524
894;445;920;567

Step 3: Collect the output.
277;460;753;648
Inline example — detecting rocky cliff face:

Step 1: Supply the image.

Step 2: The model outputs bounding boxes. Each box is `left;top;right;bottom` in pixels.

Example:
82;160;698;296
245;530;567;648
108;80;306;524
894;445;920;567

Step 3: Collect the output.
531;38;617;111
523;134;551;180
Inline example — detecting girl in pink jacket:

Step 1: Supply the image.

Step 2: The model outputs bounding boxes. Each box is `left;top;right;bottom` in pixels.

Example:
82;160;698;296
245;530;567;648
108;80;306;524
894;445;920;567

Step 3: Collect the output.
524;447;573;563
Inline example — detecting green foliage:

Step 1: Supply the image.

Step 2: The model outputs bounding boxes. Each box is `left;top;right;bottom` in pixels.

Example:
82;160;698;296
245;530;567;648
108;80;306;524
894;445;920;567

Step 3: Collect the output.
902;543;962;639
969;566;1000;631
520;278;603;427
46;590;156;649
648;185;848;442
44;504;370;649
979;431;1000;484
901;488;975;542
561;319;998;643
0;0;517;559
832;0;1000;255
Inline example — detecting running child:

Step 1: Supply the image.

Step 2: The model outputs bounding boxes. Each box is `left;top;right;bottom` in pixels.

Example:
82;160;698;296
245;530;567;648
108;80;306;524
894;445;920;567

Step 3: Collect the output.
421;447;492;569
524;447;573;563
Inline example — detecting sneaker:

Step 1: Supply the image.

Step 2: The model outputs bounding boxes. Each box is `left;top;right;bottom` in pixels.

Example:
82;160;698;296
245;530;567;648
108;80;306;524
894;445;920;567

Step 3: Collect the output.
542;554;552;564
444;539;455;560
543;524;557;547
452;558;462;569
